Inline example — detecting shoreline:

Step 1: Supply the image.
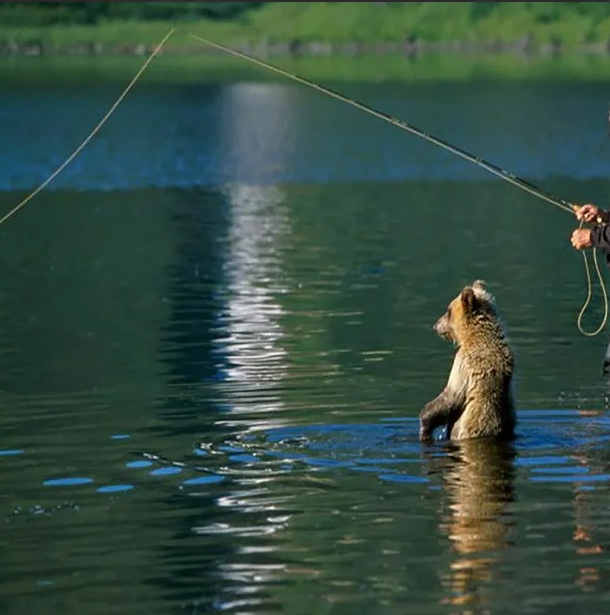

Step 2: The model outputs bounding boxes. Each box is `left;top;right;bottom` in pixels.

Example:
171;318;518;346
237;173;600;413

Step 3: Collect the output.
3;38;610;59
5;39;610;85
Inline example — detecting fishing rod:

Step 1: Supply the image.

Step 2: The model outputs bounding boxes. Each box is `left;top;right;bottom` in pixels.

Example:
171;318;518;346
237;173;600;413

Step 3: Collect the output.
189;33;608;337
189;33;574;215
2;28;603;336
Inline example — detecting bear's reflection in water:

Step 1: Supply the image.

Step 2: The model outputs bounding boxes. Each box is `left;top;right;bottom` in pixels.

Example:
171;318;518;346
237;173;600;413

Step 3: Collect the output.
423;439;516;613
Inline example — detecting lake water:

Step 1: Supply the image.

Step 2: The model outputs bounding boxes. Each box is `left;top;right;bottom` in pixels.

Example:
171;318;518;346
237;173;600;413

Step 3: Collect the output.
2;69;610;615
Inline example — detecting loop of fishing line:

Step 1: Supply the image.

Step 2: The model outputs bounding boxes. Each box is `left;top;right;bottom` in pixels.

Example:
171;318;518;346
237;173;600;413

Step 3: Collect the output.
576;218;608;337
188;32;607;337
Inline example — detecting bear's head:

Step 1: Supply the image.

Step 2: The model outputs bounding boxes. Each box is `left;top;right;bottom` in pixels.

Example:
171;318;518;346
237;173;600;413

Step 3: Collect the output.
433;279;498;344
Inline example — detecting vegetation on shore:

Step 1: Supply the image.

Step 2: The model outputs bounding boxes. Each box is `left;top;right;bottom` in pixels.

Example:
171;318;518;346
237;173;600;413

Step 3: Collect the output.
3;2;610;48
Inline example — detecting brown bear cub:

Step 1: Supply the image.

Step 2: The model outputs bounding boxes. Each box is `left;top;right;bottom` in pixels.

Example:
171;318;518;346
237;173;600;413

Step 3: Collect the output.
419;280;516;442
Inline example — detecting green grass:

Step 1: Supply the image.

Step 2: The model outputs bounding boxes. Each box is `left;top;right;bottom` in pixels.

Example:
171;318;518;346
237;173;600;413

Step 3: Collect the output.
1;21;237;48
5;2;610;48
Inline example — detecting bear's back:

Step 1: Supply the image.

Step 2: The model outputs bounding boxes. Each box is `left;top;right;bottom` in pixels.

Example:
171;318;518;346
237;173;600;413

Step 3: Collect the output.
450;331;516;440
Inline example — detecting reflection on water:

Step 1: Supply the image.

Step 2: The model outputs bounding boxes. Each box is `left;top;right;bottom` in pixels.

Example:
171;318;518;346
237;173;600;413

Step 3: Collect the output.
1;78;610;614
201;181;296;613
568;408;605;595
4;80;610;191
217;183;289;423
215;83;291;431
427;440;516;612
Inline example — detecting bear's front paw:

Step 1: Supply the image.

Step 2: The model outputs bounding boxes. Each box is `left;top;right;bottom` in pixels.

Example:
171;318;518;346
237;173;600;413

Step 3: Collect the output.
418;425;433;442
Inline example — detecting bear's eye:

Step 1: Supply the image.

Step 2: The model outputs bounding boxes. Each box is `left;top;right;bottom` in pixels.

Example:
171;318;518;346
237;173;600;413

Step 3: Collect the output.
447;306;452;317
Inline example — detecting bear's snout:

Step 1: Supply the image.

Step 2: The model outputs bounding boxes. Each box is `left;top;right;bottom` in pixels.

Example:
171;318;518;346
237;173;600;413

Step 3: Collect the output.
433;314;453;342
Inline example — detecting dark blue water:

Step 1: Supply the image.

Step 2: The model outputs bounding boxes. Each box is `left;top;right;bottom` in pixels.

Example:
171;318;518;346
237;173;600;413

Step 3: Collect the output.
1;74;610;615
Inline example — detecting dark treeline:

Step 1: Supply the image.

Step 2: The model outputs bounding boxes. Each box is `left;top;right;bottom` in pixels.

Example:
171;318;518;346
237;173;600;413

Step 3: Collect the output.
0;2;265;26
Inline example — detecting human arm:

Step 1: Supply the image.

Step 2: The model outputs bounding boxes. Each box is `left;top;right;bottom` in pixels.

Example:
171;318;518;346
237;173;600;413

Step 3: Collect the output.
590;225;610;254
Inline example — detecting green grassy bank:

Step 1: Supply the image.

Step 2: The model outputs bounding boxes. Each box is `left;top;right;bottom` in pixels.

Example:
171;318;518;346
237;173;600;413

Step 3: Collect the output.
4;2;610;49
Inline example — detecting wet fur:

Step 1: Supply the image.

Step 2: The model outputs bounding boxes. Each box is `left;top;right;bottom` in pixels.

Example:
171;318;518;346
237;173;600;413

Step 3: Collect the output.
419;280;516;442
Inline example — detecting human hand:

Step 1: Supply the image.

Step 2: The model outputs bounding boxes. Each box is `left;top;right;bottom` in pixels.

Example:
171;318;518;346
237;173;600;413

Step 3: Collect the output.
573;203;599;223
571;228;593;250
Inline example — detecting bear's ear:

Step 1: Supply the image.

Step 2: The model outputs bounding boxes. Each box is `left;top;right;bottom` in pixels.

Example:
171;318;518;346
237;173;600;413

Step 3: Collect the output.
460;286;478;312
472;279;487;292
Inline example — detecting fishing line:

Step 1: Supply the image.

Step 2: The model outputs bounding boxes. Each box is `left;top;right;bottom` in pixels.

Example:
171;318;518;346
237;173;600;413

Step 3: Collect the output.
190;34;574;214
577;220;608;336
0;28;604;337
189;32;607;337
0;28;176;228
